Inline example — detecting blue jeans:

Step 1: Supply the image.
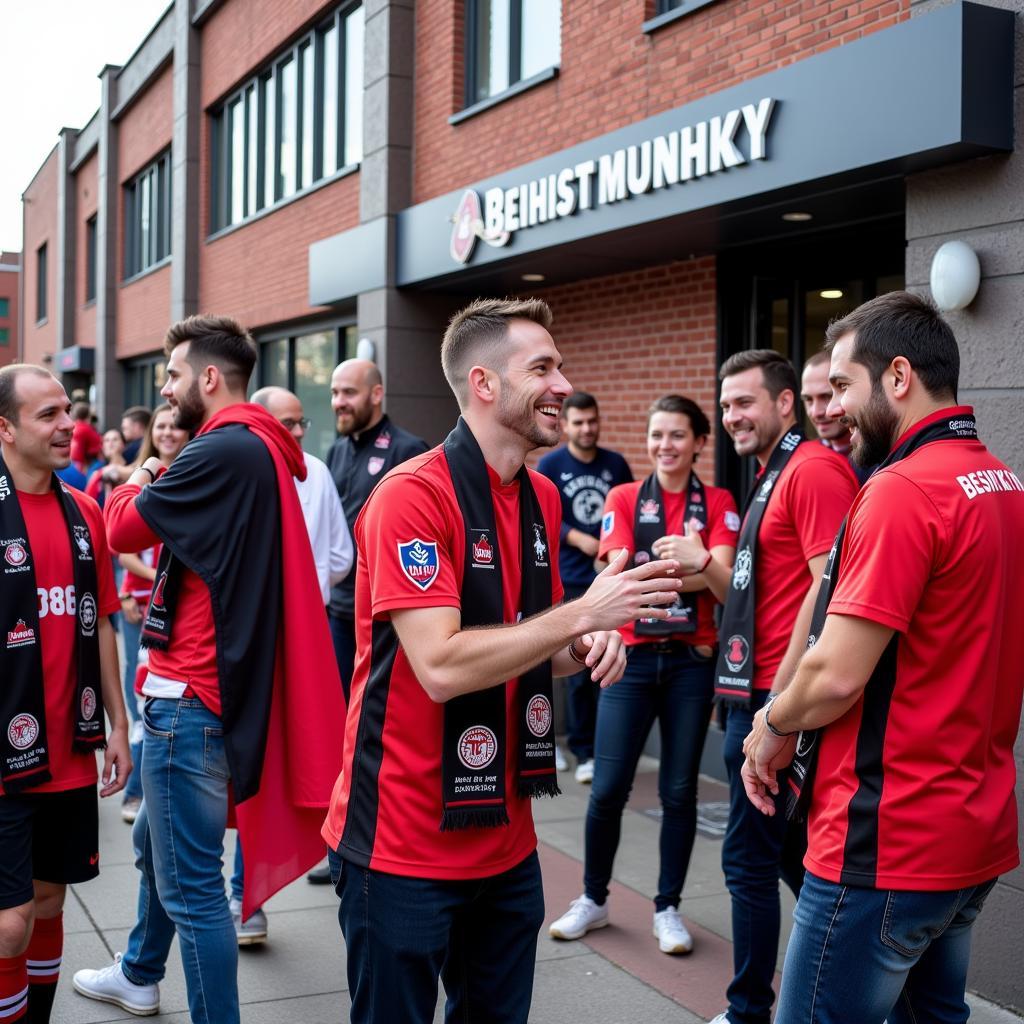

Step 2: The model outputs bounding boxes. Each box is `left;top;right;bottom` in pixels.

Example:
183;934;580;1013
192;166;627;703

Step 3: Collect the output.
141;697;238;1024
328;612;355;704
121;615;144;801
337;850;545;1024
584;643;714;911
776;871;998;1024
722;693;806;1024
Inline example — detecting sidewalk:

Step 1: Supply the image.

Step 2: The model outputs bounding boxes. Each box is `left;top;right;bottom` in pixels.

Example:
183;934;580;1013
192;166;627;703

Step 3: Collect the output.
54;759;1023;1023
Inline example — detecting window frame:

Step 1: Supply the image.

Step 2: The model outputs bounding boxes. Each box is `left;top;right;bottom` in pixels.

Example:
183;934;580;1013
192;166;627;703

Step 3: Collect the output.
644;0;721;34
36;243;48;324
209;1;363;236
85;215;98;304
123;151;172;282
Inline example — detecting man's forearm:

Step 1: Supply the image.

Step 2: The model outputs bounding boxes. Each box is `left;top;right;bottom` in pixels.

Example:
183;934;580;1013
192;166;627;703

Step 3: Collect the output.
105;484;160;553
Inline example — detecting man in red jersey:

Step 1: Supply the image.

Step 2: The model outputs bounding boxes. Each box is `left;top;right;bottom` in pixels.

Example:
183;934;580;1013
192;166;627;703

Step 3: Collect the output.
708;349;858;1024
743;292;1024;1024
84;316;343;1024
322;297;684;1024
0;365;129;1024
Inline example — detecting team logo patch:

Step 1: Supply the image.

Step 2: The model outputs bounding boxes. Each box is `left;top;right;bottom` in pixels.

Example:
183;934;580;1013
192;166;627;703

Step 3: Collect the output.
780;431;802;452
78;592;97;635
601;511;615;536
572;488;604;526
73;525;92;559
8;713;39;750
723;635;750;673
531;525;548;567
6;619;36;649
150;572;168;611
397;539;439;591
3;540;28;570
374;432;391;450
81;687;97;722
367;456;385;476
526;695;552;738
472;532;494;566
458;725;498;770
724;510;741;532
731;548;753;590
639;499;660;523
449;189;511;264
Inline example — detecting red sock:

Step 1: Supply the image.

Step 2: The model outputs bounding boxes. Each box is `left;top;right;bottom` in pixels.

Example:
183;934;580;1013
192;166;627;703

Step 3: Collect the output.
0;955;28;1022
24;915;61;1024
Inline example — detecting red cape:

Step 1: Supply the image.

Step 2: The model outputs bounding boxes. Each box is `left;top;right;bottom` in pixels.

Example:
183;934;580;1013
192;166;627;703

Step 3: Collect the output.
198;404;345;916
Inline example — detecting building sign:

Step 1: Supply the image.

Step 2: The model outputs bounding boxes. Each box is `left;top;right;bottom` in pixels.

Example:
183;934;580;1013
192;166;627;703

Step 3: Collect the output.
450;97;775;264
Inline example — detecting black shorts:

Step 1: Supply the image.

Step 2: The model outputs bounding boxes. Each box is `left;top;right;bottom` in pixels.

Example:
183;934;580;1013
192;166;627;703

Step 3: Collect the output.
0;785;99;910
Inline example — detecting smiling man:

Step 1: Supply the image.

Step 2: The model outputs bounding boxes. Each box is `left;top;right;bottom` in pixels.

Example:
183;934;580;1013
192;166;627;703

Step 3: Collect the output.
742;292;1024;1024
322;297;685;1024
801;350;872;484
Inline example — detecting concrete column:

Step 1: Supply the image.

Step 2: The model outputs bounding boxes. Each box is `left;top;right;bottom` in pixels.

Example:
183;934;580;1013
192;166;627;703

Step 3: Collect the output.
94;66;121;427
906;0;1024;1011
358;0;458;443
170;0;200;322
55;128;77;355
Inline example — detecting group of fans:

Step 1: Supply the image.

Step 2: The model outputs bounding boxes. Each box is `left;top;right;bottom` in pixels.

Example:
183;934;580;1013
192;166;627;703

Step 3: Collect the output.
0;290;1020;1024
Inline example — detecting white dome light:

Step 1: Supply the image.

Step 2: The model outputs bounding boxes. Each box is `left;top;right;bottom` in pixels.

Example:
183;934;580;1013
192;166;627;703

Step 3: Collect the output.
930;241;981;311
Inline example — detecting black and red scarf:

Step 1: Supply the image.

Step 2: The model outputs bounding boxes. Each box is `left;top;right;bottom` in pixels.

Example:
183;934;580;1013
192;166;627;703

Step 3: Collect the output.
440;418;559;830
632;472;707;636
715;427;806;705
0;454;104;793
785;410;978;820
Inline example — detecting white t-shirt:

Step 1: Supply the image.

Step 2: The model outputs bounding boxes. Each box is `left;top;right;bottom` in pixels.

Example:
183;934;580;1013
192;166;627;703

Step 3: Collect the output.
297;452;354;605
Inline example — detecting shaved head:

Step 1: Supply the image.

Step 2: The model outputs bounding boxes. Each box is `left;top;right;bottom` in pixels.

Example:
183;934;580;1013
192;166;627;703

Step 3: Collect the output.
251;386;297;417
251;385;307;444
332;359;382;389
331;359;384;437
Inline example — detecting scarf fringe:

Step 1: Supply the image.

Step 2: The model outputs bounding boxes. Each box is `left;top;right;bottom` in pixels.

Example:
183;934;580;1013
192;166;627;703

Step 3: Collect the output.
519;776;561;799
440;807;511;831
139;633;170;652
72;738;106;754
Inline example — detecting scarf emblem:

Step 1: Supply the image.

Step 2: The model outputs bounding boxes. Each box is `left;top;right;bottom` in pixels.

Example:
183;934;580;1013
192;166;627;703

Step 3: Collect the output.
723;635;750;673
3;539;29;571
732;548;753;590
532;525;548;566
458;726;498;770
397;539;439;591
8;713;39;750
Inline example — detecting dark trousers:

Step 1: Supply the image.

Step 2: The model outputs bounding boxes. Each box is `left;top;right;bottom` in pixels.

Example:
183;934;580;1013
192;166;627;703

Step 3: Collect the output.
328;611;356;704
337;851;545;1024
584;643;714;911
722;692;807;1024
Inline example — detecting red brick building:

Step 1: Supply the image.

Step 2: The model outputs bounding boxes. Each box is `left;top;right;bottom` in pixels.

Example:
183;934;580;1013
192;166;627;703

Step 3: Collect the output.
0;252;19;368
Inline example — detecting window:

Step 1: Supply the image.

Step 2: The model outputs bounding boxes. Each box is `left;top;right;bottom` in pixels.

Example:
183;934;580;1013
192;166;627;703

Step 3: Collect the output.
36;244;47;322
0;298;8;318
0;328;8;346
210;2;364;233
123;357;168;411
466;0;560;106
124;152;172;279
85;216;98;303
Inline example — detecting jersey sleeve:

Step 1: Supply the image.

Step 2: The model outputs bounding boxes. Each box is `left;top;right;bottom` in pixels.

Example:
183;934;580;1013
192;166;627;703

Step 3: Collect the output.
359;473;461;618
598;484;637;560
80;495;121;617
706;488;740;549
828;471;942;633
787;455;858;561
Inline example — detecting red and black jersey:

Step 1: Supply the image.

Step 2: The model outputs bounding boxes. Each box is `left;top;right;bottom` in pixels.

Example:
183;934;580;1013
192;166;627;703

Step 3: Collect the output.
598;479;738;647
322;446;564;879
807;412;1024;889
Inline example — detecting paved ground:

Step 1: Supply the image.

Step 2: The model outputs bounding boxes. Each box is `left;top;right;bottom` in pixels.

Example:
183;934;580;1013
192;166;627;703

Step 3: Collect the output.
53;757;1023;1023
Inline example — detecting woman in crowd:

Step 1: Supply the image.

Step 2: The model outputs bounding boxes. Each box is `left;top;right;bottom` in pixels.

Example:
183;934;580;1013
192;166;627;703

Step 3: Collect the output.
116;404;188;823
85;428;128;509
549;394;738;954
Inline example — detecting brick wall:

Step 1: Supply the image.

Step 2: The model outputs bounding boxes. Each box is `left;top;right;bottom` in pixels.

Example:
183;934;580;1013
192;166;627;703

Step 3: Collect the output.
74;152;98;348
414;0;908;203
530;255;721;481
21;148;59;367
118;64;173;181
0;253;19;369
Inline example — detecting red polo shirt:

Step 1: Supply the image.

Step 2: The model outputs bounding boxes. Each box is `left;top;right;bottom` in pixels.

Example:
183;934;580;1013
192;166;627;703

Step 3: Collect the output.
807;408;1024;889
322;446;563;879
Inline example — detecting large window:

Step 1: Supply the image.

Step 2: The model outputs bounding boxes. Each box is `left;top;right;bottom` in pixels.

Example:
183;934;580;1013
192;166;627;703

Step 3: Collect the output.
123;357;168;411
0;328;9;346
0;298;8;318
466;0;560;106
85;215;97;303
124;152;172;279
36;244;47;322
210;2;364;233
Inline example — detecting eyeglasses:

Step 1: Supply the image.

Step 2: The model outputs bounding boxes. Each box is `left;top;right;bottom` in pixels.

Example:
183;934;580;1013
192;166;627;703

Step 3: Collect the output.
280;418;311;431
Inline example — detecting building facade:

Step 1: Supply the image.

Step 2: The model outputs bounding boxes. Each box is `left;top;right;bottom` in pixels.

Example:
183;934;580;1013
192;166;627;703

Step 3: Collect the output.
19;0;1023;1007
0;252;18;368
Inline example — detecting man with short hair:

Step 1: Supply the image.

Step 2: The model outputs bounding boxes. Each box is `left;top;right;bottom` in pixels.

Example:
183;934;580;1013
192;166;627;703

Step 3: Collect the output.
323;297;684;1024
701;349;857;1024
76;316;343;1024
119;407;151;465
744;292;1024;1024
538;392;632;782
0;364;130;1024
801;349;871;484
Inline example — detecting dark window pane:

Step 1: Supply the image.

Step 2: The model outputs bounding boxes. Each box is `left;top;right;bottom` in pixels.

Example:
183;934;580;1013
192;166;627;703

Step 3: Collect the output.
37;243;47;321
0;298;8;318
0;327;9;345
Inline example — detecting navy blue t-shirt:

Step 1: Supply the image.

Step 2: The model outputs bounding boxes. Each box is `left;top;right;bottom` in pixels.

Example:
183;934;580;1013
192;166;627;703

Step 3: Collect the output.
537;445;633;589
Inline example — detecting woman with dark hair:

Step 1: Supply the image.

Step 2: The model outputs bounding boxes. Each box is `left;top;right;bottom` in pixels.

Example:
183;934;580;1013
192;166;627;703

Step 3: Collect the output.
85;428;128;509
115;404;188;822
549;394;738;954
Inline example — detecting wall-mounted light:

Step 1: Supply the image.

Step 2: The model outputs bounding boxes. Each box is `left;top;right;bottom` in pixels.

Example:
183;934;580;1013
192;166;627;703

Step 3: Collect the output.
930;240;980;311
820;289;843;299
521;273;545;282
356;337;376;362
782;211;812;222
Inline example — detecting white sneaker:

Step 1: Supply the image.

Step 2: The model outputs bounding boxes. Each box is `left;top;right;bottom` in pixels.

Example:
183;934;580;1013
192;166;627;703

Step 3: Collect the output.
574;758;595;784
555;745;569;772
653;907;694;954
72;953;159;1016
229;897;268;945
549;895;609;940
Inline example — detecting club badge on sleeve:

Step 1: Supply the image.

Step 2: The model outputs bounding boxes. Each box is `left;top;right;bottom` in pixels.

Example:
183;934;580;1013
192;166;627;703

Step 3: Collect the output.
397;539;439;591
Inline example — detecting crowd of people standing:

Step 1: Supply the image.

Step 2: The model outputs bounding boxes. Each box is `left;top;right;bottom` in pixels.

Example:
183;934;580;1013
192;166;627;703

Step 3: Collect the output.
0;290;1021;1024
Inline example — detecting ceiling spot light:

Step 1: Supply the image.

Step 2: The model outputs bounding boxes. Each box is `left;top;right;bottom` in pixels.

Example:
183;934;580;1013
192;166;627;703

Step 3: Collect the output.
820;289;844;299
930;240;981;311
782;211;813;222
521;273;545;282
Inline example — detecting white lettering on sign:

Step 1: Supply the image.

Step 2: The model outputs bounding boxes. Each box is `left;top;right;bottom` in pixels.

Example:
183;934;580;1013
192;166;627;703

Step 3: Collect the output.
469;97;777;263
